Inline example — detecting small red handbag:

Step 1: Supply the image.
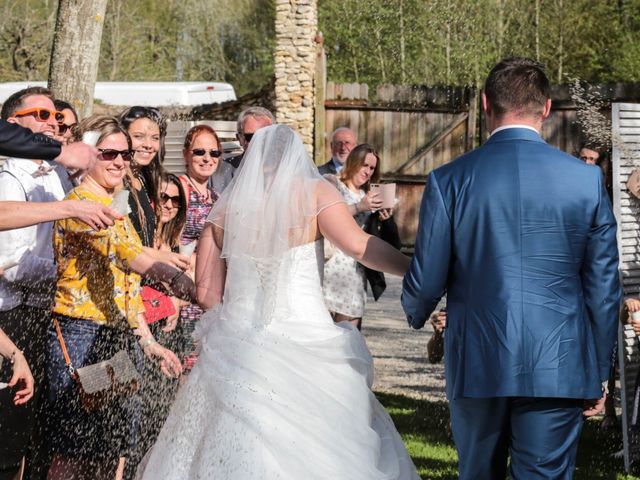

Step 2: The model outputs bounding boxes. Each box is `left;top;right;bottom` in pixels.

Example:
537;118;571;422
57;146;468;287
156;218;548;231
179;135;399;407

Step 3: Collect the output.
141;285;176;324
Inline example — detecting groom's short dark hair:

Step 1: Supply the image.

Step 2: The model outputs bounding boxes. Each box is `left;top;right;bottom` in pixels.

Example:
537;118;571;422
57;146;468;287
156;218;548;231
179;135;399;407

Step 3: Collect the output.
484;57;550;118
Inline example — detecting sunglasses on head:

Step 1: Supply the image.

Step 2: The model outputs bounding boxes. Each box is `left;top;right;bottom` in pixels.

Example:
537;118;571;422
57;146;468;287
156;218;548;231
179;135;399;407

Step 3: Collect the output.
98;148;134;162
160;192;181;207
58;123;77;135
191;148;222;158
14;107;65;124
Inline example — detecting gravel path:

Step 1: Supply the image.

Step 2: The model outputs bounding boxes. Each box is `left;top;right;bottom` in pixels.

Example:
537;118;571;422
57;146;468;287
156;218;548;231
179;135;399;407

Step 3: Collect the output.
361;276;447;402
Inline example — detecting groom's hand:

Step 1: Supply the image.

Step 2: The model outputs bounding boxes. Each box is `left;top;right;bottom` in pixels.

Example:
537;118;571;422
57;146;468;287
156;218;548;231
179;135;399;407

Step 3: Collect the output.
583;392;606;417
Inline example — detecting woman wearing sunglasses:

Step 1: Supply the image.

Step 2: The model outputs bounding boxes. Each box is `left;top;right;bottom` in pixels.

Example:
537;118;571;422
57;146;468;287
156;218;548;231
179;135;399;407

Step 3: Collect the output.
45;115;193;480
128;171;188;473
177;125;222;371
53;100;78;146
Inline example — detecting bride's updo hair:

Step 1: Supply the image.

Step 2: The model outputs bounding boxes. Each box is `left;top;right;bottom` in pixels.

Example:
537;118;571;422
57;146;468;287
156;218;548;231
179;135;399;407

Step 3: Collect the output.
208;124;342;258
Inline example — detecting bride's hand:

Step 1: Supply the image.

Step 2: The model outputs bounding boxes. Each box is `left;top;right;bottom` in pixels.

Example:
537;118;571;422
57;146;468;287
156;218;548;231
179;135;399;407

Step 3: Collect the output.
143;341;183;378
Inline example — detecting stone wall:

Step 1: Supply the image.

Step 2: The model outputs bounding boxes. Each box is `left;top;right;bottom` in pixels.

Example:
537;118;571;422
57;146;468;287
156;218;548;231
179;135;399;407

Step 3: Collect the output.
274;0;317;156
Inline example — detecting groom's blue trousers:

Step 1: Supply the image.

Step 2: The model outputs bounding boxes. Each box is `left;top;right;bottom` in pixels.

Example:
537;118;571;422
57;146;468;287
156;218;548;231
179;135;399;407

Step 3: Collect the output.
449;397;584;480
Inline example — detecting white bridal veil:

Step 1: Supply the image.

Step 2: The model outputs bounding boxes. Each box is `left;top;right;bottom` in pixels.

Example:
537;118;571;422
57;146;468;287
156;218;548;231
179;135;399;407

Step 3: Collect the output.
207;124;343;259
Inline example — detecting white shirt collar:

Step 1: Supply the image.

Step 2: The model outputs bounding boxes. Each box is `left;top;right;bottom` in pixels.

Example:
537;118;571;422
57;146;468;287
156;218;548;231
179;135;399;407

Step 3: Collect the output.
490;124;540;136
8;158;46;175
331;157;343;172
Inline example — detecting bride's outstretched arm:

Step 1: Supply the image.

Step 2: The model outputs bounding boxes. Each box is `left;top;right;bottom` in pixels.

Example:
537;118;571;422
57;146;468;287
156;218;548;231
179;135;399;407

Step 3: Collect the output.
318;202;410;277
195;223;226;310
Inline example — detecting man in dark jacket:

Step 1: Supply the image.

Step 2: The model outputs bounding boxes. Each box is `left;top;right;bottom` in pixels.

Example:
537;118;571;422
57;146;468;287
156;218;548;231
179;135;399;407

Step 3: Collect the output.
0;119;96;170
318;127;357;175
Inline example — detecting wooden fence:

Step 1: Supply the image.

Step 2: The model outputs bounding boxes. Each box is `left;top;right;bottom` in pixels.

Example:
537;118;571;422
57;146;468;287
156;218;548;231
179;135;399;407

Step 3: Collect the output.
320;82;640;248
320;82;477;247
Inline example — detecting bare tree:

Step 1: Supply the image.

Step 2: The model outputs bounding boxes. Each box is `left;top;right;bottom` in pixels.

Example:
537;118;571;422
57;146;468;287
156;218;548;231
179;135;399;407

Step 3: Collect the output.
48;0;109;118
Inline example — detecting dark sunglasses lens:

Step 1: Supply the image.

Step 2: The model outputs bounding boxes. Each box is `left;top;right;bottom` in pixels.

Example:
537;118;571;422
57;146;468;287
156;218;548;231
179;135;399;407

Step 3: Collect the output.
192;149;221;157
54;112;65;123
243;133;254;143
100;149;132;161
36;110;51;121
100;150;118;160
161;193;180;206
59;124;74;134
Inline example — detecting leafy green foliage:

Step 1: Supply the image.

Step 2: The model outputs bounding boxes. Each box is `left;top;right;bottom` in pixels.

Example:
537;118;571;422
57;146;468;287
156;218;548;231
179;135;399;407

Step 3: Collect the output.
1;0;640;96
319;0;640;88
0;0;274;96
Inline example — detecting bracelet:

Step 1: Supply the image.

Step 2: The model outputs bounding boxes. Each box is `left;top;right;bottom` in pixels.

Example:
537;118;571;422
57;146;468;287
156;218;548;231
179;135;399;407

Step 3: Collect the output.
139;336;156;349
9;349;22;364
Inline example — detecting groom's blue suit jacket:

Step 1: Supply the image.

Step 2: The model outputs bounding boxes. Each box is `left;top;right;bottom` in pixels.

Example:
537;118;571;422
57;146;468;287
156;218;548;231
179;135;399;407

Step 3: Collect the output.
402;127;621;400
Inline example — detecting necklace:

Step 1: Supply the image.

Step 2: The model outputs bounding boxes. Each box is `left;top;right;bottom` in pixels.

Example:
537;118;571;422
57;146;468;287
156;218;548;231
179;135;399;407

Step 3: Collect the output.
186;175;211;202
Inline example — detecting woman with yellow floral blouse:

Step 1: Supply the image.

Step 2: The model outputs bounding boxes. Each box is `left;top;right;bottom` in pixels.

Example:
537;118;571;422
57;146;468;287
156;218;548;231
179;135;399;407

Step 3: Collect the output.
44;116;194;480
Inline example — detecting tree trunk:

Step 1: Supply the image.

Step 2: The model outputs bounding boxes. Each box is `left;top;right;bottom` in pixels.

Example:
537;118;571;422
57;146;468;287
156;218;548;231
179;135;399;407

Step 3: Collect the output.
557;0;564;82
48;0;109;119
374;26;387;83
535;0;540;61
445;0;451;84
496;0;504;57
399;0;406;84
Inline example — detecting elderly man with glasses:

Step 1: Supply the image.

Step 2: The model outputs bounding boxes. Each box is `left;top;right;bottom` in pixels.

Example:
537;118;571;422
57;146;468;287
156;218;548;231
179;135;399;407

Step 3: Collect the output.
318;127;357;175
209;106;275;192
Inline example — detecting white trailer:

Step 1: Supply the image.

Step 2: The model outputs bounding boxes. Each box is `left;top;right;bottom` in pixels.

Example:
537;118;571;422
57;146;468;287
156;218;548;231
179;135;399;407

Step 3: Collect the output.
0;81;236;107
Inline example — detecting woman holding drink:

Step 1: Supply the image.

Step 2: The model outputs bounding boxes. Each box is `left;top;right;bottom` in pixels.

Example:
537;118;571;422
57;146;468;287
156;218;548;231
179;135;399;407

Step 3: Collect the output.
323;144;396;330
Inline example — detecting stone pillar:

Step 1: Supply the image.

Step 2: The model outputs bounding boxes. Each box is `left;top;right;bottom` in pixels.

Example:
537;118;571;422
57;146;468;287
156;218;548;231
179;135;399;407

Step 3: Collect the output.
274;0;317;156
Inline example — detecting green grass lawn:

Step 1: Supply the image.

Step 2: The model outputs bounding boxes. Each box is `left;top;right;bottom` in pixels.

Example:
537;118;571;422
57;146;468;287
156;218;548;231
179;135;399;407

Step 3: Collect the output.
378;392;640;480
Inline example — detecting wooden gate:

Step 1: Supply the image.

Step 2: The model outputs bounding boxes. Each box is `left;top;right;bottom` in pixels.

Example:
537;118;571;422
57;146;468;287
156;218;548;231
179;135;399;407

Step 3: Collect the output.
320;82;478;248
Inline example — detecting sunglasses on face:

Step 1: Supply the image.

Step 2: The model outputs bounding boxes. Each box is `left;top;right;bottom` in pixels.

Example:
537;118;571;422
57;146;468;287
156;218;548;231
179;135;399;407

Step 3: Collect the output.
98;148;134;162
14;107;65;124
241;132;254;143
191;148;222;158
58;123;77;135
160;192;181;207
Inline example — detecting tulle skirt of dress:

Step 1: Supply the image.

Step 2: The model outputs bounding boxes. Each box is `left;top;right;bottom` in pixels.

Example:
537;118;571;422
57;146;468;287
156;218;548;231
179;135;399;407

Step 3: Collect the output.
138;314;419;479
138;241;419;479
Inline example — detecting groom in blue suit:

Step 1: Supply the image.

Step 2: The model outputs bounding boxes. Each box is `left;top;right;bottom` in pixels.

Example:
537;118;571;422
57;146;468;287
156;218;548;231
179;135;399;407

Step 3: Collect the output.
402;57;621;479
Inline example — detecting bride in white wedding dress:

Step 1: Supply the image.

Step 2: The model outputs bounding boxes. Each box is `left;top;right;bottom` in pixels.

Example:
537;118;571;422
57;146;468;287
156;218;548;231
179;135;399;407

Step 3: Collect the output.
138;124;420;479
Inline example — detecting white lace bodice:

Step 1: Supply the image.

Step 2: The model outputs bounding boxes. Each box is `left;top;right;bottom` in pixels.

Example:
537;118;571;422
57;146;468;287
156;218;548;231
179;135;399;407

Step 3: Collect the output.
220;240;326;329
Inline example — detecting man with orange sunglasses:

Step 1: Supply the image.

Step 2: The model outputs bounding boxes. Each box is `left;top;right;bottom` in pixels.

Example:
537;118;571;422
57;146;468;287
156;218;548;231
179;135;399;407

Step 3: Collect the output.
0;86;86;480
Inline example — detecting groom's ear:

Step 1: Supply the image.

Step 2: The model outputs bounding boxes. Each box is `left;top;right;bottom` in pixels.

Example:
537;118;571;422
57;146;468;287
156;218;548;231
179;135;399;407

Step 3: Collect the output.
481;92;490;114
541;98;552;121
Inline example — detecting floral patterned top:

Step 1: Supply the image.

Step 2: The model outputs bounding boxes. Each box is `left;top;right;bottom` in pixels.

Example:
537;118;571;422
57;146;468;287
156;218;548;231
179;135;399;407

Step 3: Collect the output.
53;186;144;329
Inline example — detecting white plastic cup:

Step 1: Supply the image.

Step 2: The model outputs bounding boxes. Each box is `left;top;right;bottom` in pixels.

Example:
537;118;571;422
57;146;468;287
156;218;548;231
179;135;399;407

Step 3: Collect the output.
179;241;197;257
